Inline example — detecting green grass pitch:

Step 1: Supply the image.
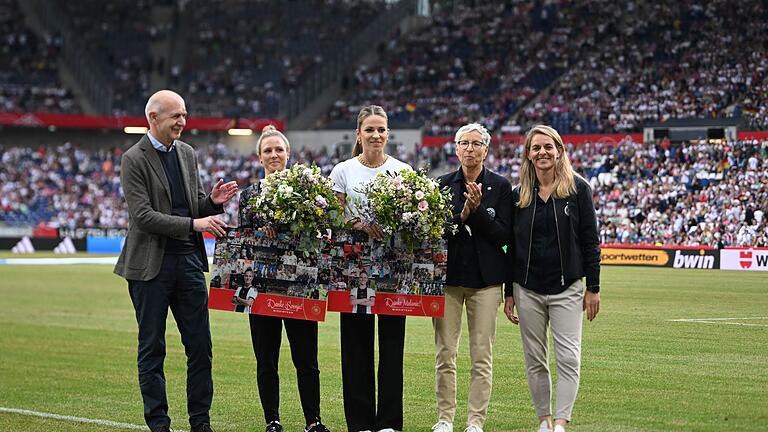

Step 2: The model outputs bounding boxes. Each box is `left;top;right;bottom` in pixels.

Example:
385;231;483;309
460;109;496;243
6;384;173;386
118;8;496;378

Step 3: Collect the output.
0;263;766;431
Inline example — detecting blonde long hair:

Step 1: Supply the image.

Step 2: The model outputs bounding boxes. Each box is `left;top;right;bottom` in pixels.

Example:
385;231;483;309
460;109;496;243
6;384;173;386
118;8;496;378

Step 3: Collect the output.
352;105;388;157
517;124;582;208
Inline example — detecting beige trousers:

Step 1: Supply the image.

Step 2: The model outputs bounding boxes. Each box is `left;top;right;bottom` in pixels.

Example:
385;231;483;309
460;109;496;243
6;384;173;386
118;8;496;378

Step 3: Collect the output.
513;280;584;422
433;285;502;428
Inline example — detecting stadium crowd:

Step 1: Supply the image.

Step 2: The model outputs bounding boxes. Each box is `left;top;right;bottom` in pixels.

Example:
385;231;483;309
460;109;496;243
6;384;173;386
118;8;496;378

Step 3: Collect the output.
326;0;598;133
178;0;386;118
517;0;768;134
1;137;766;248
326;0;768;134
0;0;80;114
62;0;169;116
3;0;768;134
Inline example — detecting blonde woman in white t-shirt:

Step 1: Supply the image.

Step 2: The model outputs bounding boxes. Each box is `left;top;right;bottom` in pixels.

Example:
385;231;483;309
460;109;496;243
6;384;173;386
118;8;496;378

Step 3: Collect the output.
329;105;411;432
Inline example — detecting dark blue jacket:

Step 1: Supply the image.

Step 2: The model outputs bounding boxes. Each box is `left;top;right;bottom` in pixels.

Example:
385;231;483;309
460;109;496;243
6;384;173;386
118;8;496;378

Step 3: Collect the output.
505;175;601;296
438;167;512;287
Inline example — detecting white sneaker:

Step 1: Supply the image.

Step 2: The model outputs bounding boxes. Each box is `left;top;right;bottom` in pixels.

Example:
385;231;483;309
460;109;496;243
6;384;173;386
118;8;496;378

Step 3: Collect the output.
553;425;566;432
432;421;453;432
376;429;397;432
464;426;483;432
538;420;552;432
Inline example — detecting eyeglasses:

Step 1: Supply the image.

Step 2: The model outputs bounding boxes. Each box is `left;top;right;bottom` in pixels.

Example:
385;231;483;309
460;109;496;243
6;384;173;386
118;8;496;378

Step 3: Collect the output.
456;140;486;150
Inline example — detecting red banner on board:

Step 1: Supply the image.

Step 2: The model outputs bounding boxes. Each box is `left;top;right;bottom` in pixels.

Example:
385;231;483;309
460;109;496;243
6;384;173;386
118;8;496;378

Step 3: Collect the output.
209;288;327;320
327;290;445;317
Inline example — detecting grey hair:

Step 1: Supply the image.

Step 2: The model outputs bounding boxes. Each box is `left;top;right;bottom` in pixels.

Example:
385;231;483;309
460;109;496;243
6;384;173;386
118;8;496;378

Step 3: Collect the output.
454;122;491;146
144;99;155;121
144;90;184;122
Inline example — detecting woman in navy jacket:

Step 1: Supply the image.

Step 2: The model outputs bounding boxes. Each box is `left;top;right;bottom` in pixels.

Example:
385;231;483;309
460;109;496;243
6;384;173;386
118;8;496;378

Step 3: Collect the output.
504;124;601;432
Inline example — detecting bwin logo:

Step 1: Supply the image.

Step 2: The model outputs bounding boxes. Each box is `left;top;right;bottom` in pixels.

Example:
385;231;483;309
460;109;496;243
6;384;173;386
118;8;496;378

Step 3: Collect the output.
673;250;714;269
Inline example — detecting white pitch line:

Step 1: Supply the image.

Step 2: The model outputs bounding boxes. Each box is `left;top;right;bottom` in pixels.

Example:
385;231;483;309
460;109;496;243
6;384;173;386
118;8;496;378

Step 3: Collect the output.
670;317;768;321
669;317;768;327
0;257;118;265
689;321;768;327
0;407;157;430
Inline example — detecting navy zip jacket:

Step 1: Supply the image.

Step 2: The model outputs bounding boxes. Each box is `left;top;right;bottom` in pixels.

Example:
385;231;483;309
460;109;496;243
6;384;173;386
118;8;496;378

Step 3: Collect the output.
505;175;601;297
438;167;512;287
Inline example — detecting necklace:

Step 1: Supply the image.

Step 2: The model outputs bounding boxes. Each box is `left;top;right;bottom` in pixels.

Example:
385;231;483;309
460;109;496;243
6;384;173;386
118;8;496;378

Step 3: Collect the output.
358;154;388;169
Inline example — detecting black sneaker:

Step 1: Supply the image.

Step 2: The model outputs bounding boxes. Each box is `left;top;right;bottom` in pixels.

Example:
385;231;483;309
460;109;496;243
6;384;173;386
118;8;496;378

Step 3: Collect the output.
266;421;284;432
150;426;171;432
305;421;331;432
190;423;215;432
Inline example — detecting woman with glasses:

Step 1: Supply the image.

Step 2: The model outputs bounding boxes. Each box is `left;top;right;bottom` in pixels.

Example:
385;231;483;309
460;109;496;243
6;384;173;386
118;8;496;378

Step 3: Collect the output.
432;123;512;432
238;125;331;432
504;125;601;432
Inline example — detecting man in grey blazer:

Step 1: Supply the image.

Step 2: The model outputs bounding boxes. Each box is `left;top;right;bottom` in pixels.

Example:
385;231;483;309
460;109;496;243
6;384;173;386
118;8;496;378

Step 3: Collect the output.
114;90;238;432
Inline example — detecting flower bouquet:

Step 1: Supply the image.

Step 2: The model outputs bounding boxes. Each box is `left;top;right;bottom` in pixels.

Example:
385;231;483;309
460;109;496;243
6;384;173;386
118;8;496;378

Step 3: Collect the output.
356;169;456;249
251;163;345;252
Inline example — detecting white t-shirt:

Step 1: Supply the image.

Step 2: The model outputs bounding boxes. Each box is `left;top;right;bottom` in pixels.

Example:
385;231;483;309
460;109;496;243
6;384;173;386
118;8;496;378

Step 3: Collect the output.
235;287;257;314
350;287;376;314
329;156;412;218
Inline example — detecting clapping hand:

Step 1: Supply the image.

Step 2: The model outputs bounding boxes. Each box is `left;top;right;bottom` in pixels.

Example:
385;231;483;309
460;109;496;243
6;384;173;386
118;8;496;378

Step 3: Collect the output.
461;182;482;221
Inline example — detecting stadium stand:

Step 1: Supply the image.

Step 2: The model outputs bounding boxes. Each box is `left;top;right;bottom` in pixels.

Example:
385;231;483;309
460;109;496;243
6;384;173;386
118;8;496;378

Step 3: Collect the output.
517;1;768;134
3;0;767;133
60;0;165;116
179;0;387;118
1;138;765;247
326;0;589;133
1;0;767;248
326;0;768;134
0;0;80;113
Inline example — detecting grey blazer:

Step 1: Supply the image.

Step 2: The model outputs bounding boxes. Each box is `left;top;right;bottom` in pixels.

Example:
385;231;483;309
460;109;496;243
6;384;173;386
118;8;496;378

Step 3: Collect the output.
114;135;222;281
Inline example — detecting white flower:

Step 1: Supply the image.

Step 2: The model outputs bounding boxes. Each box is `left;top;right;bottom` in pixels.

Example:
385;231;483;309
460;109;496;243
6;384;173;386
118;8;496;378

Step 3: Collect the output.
414;190;425;200
278;184;294;196
315;195;328;208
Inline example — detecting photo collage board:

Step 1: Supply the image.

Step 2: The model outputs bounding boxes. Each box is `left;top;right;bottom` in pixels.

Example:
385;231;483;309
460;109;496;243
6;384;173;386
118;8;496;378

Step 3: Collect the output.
208;228;447;321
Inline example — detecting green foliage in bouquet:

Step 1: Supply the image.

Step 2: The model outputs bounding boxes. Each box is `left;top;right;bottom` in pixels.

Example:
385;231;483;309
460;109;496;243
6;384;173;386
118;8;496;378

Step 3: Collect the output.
356;169;456;248
251;163;345;252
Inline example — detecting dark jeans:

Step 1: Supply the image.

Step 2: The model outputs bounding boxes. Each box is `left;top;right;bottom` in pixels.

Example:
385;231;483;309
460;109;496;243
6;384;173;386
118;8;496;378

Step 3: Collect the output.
128;253;213;430
249;314;321;426
340;313;406;431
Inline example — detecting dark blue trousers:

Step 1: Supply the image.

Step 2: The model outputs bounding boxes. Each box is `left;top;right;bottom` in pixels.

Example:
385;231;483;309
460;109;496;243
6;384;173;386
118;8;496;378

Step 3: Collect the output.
340;313;406;432
128;253;213;430
249;314;321;426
